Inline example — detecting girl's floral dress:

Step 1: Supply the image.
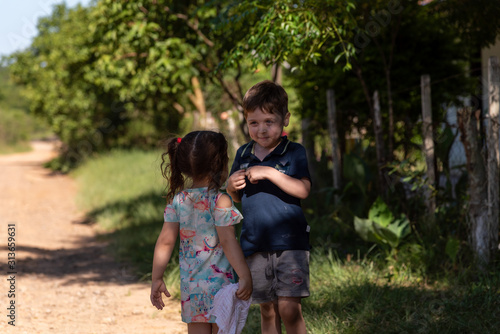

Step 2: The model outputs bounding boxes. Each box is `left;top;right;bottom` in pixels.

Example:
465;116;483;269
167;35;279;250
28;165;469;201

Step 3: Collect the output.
164;187;243;323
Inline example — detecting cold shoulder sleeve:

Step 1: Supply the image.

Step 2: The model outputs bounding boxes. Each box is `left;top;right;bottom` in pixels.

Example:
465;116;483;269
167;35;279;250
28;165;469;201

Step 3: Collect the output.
164;195;179;223
213;206;243;227
212;192;243;227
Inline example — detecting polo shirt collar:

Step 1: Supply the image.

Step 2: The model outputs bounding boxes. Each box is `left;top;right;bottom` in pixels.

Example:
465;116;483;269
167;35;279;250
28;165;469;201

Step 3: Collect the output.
240;136;290;159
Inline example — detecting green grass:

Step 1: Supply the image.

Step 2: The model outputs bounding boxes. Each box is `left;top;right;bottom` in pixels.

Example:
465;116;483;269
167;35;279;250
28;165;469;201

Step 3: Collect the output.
242;251;500;333
72;149;180;286
0;108;34;154
0;141;32;154
74;149;500;333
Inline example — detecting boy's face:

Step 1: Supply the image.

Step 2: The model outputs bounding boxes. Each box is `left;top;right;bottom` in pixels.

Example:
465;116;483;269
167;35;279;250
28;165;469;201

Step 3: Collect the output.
246;107;290;150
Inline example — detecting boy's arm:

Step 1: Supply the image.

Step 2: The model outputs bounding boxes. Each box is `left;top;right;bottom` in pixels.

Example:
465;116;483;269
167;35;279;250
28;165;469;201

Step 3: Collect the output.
150;222;179;310
226;169;246;203
245;166;311;199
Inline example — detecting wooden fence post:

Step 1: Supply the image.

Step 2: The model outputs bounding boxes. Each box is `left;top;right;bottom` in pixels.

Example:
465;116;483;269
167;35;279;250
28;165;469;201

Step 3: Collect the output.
458;107;489;269
487;56;500;264
421;74;436;222
326;89;342;195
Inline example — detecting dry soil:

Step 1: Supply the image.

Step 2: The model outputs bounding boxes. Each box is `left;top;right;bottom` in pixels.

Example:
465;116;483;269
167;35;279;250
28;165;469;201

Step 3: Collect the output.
0;140;185;334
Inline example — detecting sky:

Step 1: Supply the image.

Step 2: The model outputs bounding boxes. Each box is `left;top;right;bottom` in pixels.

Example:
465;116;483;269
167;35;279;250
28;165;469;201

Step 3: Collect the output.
0;0;93;57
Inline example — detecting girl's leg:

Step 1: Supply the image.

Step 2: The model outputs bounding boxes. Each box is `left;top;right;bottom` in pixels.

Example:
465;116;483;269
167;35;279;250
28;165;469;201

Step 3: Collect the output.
187;322;218;334
277;297;306;334
260;301;282;334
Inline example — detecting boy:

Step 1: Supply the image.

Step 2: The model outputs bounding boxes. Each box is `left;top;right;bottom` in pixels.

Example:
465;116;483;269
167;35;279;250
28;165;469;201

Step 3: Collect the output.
227;80;311;334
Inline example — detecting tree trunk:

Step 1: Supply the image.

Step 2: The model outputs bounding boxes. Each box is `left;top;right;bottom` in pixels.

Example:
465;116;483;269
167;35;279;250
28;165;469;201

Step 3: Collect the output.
271;63;282;85
301;117;317;185
224;109;240;155
421;74;436;223
188;76;206;129
373;90;387;194
326;89;342;195
457;107;488;269
353;62;387;195
386;68;394;161
487;56;500;264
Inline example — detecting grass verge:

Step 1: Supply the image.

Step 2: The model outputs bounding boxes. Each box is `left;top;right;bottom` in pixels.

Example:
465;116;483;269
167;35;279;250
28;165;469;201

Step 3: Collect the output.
74;149;500;333
73;149;181;294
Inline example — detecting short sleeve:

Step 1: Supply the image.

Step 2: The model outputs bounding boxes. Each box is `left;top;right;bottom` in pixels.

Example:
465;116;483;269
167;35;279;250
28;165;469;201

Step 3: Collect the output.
164;196;179;223
213;206;243;227
290;144;311;182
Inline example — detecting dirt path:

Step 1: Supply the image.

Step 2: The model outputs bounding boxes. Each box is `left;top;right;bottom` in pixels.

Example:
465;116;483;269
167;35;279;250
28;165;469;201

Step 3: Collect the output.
0;141;185;334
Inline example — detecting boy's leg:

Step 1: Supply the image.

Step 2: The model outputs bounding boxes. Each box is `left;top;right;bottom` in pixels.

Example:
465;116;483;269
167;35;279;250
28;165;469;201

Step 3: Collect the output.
274;250;310;334
277;297;306;334
260;301;282;334
246;252;281;333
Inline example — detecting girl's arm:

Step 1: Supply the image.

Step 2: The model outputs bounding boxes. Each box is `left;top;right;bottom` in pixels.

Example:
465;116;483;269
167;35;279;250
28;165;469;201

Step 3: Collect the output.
150;222;179;310
215;194;252;300
245;166;311;199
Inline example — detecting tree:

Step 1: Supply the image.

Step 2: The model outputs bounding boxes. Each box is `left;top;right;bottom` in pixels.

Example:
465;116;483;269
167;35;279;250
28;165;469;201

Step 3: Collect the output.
87;0;257;144
215;0;357;71
7;4;116;166
7;0;254;164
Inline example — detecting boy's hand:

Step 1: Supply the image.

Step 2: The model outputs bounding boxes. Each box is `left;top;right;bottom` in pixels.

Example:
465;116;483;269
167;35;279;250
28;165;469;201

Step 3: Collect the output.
235;276;253;301
150;279;171;310
245;166;271;184
228;169;247;191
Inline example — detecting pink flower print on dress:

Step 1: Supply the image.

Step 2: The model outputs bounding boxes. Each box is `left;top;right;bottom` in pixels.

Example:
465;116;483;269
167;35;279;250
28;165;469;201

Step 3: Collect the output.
193;200;209;212
164;206;175;216
210;264;234;280
230;210;240;221
180;229;196;239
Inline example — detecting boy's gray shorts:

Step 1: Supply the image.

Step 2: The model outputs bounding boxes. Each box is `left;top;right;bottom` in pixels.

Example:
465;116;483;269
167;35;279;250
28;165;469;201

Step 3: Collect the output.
245;250;310;304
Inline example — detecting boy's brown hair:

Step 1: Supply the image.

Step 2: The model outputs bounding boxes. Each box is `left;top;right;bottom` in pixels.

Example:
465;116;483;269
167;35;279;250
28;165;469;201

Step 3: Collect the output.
242;80;289;120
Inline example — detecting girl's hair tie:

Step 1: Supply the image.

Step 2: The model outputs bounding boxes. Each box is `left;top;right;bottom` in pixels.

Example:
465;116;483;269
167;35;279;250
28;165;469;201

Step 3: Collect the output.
177;137;182;143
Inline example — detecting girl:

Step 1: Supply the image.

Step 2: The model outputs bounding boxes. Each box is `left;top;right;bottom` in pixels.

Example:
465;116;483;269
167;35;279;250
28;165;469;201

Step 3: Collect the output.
150;131;252;334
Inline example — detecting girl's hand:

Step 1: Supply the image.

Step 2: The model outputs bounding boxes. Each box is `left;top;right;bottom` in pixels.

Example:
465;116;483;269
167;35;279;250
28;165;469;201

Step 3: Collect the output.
235;276;253;301
150;279;171;310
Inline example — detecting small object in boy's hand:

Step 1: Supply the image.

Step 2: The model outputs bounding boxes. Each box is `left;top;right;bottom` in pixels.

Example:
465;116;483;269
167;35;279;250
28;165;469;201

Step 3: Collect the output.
239;163;249;170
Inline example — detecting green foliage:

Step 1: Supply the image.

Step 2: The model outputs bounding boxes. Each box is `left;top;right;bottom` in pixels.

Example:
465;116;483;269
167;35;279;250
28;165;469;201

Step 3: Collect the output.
354;197;411;251
6;0;270;168
0;66;29;111
242;249;500;333
445;236;461;265
0;108;32;153
438;0;500;51
0;66;51;153
215;0;358;71
74;149;500;333
8;4;113;164
87;0;200;100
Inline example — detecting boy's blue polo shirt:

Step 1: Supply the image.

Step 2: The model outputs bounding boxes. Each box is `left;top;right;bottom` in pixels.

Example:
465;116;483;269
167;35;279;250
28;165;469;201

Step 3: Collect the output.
229;136;311;257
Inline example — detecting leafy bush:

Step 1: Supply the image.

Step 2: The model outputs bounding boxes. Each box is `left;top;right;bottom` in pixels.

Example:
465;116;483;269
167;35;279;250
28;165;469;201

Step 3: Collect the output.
354;196;411;251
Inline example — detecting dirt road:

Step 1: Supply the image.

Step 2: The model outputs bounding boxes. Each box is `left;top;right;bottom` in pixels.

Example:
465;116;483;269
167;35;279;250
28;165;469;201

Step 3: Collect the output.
0;141;185;334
